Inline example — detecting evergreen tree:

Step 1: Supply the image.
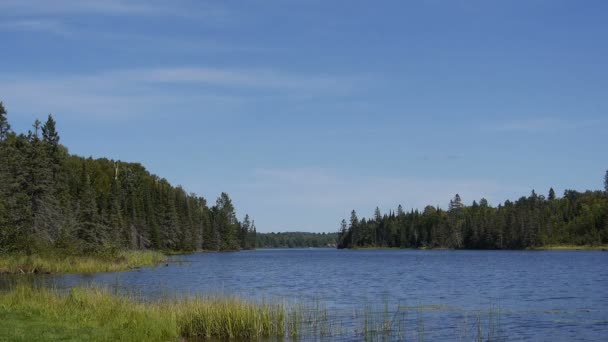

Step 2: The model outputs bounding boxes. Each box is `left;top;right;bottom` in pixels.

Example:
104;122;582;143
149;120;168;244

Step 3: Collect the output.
76;166;104;252
374;207;382;221
0;102;255;254
0;102;10;141
548;188;556;201
241;214;251;249
340;219;348;235
338;172;608;250
397;204;405;217
214;192;238;250
449;194;464;211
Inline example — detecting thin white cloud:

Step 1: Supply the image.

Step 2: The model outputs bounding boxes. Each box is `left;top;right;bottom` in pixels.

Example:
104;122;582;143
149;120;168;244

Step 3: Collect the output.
124;67;357;91
246;167;527;211
0;0;224;18
489;117;601;132
222;167;530;231
0;19;72;36
0;67;361;119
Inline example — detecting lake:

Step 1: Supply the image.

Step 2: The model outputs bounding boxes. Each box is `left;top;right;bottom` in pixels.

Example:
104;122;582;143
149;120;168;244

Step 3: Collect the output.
10;249;608;341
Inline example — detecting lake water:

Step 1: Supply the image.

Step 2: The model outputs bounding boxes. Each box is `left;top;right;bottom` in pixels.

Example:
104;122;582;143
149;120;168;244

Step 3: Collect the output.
10;249;608;341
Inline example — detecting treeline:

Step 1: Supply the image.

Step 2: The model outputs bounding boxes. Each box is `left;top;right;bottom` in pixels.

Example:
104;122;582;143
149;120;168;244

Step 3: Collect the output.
256;232;337;248
0;102;256;254
337;180;608;250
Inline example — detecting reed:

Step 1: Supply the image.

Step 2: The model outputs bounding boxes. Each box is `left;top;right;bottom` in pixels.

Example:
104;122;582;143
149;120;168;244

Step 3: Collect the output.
0;250;166;274
0;284;290;341
0;283;505;341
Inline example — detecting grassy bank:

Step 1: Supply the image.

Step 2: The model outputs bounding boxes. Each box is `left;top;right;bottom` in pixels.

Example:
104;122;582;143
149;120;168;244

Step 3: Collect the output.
0;284;288;341
532;245;608;251
0;251;167;274
0;284;505;342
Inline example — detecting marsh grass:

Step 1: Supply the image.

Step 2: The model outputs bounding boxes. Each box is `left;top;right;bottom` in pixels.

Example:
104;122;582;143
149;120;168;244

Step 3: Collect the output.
533;244;608;251
0;284;292;341
0;283;506;341
0;250;166;274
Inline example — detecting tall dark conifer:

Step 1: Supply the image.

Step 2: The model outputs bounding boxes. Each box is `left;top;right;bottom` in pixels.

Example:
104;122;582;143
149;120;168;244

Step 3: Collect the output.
0;102;10;141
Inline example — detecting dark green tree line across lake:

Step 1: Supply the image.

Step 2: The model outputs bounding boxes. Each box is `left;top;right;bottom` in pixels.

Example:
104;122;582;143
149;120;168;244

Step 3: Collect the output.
0;102;256;255
1;102;607;254
256;232;338;248
337;175;608;249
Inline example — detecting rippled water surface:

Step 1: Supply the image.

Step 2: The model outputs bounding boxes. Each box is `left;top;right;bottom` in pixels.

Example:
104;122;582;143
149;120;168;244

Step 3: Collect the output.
11;249;608;341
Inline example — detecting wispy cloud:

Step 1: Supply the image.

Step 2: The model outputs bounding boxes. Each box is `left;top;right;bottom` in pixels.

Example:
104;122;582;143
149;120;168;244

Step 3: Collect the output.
224;167;529;231
0;19;73;36
248;167;526;211
0;0;225;18
489;117;602;132
124;67;357;91
0;67;362;119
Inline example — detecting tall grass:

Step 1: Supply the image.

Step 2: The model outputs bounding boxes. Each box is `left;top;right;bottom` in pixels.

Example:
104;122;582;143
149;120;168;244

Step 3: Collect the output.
0;284;289;341
0;250;166;274
0;284;506;341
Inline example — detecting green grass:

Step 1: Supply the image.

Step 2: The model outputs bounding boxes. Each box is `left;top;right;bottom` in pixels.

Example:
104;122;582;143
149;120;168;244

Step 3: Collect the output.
0;284;289;341
532;244;608;251
0;284;506;341
0;250;167;274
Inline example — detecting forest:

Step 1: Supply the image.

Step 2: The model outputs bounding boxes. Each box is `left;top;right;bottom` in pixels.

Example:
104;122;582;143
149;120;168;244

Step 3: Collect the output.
256;232;338;248
337;180;608;249
0;102;256;255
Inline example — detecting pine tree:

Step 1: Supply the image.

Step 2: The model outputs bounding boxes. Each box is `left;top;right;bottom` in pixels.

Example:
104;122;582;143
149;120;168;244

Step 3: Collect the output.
26;119;59;247
76;165;104;252
397;204;405;217
449;194;464;211
349;210;359;247
548;188;556;201
0;133;32;252
374;207;382;221
42;114;62;180
0;102;10;141
215;192;238;250
251;221;257;249
241;214;251;249
0;103;255;254
340;219;347;235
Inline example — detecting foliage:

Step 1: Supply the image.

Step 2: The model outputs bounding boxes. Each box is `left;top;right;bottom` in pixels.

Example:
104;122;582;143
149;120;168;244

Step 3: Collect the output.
0;284;286;341
338;187;608;249
0;284;504;341
0;103;256;254
256;232;338;248
0;250;166;274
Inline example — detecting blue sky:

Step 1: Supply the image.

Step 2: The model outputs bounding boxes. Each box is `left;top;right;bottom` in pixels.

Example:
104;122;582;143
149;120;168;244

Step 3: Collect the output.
1;0;606;232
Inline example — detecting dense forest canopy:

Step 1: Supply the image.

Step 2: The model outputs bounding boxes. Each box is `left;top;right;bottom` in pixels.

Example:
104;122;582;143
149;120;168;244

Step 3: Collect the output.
2;102;606;254
0;102;256;255
337;179;608;249
256;232;337;248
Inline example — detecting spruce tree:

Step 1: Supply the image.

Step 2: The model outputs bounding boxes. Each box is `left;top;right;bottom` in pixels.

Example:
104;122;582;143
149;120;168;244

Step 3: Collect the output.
76;165;103;252
0;102;10;141
241;214;251;249
548;188;556;201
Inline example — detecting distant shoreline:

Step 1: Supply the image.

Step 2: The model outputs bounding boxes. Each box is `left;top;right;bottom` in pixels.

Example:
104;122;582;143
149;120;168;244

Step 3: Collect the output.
342;245;608;251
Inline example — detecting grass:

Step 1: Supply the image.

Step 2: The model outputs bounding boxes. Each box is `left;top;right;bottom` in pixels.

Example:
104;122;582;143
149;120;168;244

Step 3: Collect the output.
533;244;608;251
0;283;506;341
0;250;167;274
0;284;288;342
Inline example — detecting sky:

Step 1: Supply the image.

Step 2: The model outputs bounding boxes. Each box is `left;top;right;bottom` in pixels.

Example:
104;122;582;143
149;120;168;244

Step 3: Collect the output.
1;0;607;233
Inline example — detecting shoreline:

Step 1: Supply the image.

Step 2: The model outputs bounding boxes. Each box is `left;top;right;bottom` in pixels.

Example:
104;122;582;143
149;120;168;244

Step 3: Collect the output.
0;251;167;275
345;245;608;251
